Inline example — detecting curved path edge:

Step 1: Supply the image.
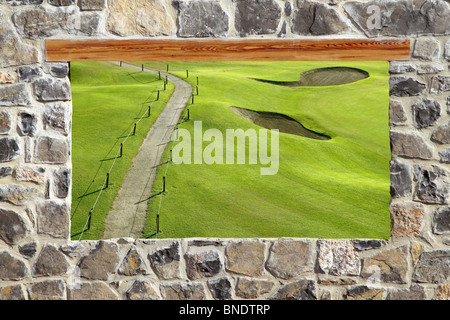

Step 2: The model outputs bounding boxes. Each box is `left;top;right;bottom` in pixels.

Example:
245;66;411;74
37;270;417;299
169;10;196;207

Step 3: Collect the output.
103;62;192;239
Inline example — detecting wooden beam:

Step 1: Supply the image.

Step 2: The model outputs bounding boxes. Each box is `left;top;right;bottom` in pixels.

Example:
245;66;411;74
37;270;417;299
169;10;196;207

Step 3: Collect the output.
46;39;410;62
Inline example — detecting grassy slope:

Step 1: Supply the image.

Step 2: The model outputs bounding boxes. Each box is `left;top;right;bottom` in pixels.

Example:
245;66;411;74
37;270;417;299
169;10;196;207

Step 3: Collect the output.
70;62;174;240
136;61;391;239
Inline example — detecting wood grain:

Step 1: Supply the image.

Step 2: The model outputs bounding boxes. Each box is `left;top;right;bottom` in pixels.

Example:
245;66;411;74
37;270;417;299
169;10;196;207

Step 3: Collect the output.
46;39;410;62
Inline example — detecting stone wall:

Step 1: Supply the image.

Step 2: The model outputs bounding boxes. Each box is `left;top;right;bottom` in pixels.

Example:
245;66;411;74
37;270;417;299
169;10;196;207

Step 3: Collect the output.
0;0;449;300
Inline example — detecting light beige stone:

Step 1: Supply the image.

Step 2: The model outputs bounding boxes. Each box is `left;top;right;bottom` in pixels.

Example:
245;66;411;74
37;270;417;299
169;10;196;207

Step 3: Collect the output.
317;240;360;276
225;240;266;277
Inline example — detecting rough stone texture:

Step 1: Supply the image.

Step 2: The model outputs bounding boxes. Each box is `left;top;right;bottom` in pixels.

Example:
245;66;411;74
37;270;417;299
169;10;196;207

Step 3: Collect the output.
343;0;450;37
36;200;69;238
126;280;160;300
389;63;416;74
430;76;450;95
0;167;12;178
34;136;69;164
18;112;37;137
390;159;412;198
53;168;70;198
207;277;232;300
107;0;176;37
390;131;433;160
414;166;450;205
79;0;105;11
118;247;147;276
185;250;221;280
28;280;65;300
433;207;450;234
234;0;281;37
439;148;450;164
49;64;69;78
292;0;352;36
48;0;75;6
14;166;45;185
413;38;442;61
417;64;444;75
317;240;360;276
412;250;450;284
0;208;29;245
0;285;26;300
413;99;441;129
148;242;181;280
17;66;42;82
235;277;274;299
390;202;425;238
176;0;229;38
445;40;450;61
431;122;450;144
265;239;313;280
18;242;37;259
344;286;384;300
78;241;120;281
361;246;409;284
160;282;206;300
389;99;407;125
0;71;15;84
225;241;266;276
434;283;450;300
389;77;426;97
32;245;70;277
0;184;39;206
0;83;31;106
0;111;11;135
0;251;27;281
270;279;316;300
387;285;426;300
33;78;71;102
43;102;70;135
68;282;119;300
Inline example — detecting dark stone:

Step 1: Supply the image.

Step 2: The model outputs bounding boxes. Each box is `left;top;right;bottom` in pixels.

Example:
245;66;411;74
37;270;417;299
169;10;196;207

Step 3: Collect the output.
278;20;287;38
0;138;20;163
149;241;180;266
0;251;27;281
389;77;426;97
118;247;147;276
353;240;384;251
439;149;450;163
285;1;293;16
32;245;70;277
33;78;71;102
207;277;232;300
234;0;282;37
344;286;384;300
78;241;120;280
413;99;441;129
430;75;450;95
412;250;450;283
34;136;69;164
44;102;70;135
19;242;37;259
414;166;450;205
270;279;317;300
0;167;12;178
0;208;28;245
17;66;42;82
0;111;11;134
389;63;416;74
431;122;450;144
36;200;69;238
28;280;65;300
390;160;412;198
0;83;31;106
53;168;70;198
49;64;69;78
17;112;37;137
48;0;75;6
433;207;450;234
175;0;229;37
6;0;43;5
389;99;407;125
185;250;221;280
389;131;433;160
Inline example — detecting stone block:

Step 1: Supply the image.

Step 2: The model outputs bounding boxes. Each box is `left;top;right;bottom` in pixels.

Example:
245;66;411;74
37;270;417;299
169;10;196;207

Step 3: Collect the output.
34;136;69;164
361;246;409;284
207;277;232;300
317;240;360;276
0;83;31;106
389;159;412;198
78;241;120;281
0;111;11;135
0;184;39;206
28;280;65;300
68;282;119;300
0;285;26;300
126;280;160;300
43;102;70;135
234;0;282;37
414;166;450;205
185;250;221;280
0;251;27;281
389;77;426;97
148;242;181;280
433;207;450;234
17;66;43;83
431;122;450;144
18;112;38;137
344;286;384;300
235;277;274;299
78;0;105;11
270;279;316;300
160;282;206;300
0;138;20;163
33;78;71;102
412;98;441;129
412;250;450;284
430;75;450;95
53;168;70;198
32;244;70;277
389;131;433;160
0;208;29;245
390;202;425;238
36;200;69;238
412;38;442;61
118;247;147;276
225;240;266;277
14;166;45;185
389;99;407;125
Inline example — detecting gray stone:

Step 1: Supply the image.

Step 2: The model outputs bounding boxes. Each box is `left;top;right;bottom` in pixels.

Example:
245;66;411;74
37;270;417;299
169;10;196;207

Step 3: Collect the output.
225;240;266;277
414;166;450;205
36;200;69;238
34;136;69;164
265;239;313;280
390;159;412;198
0;208;28;245
445;39;450;61
126;280;160;300
292;0;352;35
439;148;450;163
389;99;407;125
207;277;232;300
32;245;70;277
18;242;37;259
431;122;450;144
160;282;206;300
28;280;65;300
0;285;26;300
234;0;282;37
44;102;70;135
285;1;293;16
53;168;70;198
14;166;45;185
48;0;75;5
353;240;384;251
417;64;445;74
389;77;426;97
317;240;360;276
17;66;42;82
176;0;229;38
79;0;105;11
78;241;120;281
33;78;71;102
0;111;11;134
148;242;181;280
389;63;416;74
0;251;27;281
386;285;426;300
344;286;384;300
278;20;287;38
49;64;69;78
433;207;450;234
118;247;147;276
413;98;441;129
185;250;221;280
68;282;119;300
413;38;442;61
7;0;43;4
0;167;12;178
0;184;38;206
343;0;450;37
270;279;317;300
430;75;450;95
389;131;433;160
0;138;20;163
361;246;409;284
0;83;31;106
412;250;450;283
18;112;37;137
0;17;39;68
235;277;274;299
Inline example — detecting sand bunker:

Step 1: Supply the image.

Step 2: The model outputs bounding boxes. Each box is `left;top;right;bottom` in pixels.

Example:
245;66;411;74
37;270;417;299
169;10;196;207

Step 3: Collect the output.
230;106;331;140
253;67;369;87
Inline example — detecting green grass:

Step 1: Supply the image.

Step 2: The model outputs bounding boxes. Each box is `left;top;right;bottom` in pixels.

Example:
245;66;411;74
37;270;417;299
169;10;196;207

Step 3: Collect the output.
70;61;174;240
133;61;391;239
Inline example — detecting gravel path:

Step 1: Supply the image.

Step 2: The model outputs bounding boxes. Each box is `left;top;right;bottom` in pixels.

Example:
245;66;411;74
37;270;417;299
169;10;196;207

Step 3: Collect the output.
103;62;192;239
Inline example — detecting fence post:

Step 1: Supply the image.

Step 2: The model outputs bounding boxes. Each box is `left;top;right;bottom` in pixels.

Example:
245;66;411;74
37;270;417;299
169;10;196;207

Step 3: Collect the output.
142;64;144;72
196;85;199;96
120;143;123;157
156;214;160;237
170;149;173;162
105;173;109;189
157;90;160;101
148;106;151;117
158;71;161;80
197;77;199;86
133;123;136;135
167;64;169;72
120;61;122;67
191;94;194;104
187;108;190;120
163;176;166;192
87;210;92;230
186;70;189;78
